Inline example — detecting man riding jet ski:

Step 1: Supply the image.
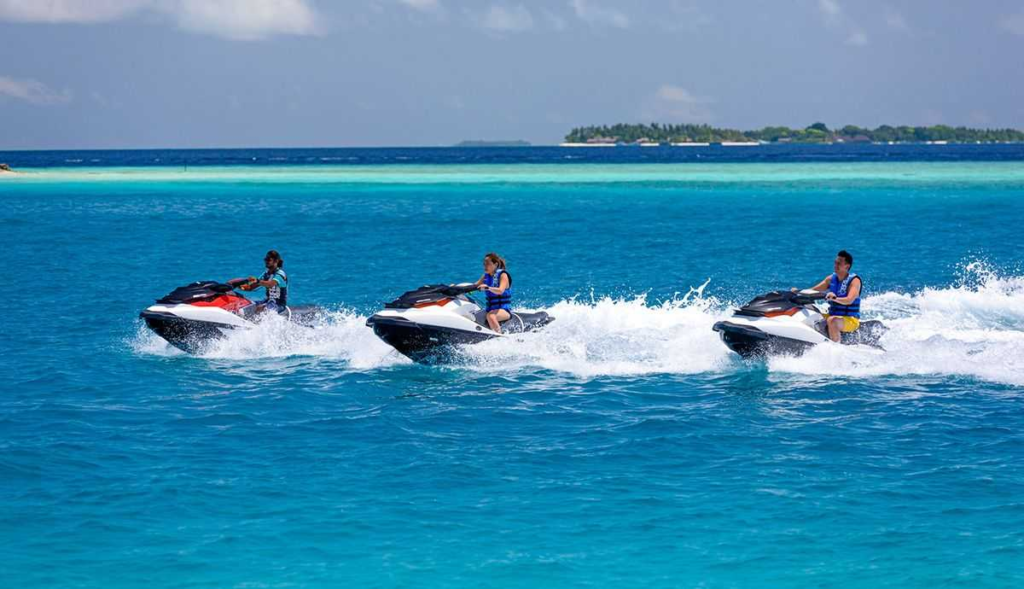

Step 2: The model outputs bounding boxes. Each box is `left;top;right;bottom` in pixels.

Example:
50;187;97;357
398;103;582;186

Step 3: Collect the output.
712;289;886;358
713;251;885;358
139;251;321;353
231;249;290;314
365;283;554;363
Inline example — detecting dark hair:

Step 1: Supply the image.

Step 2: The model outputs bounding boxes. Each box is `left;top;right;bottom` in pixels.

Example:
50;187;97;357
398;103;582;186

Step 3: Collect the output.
837;250;853;267
265;249;283;268
484;252;506;270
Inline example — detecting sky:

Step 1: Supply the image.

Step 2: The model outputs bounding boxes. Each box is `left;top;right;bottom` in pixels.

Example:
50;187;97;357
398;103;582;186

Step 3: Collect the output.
1;0;1023;149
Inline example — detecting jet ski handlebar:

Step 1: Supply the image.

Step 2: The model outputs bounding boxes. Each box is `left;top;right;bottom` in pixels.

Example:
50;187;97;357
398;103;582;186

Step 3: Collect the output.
444;283;480;295
792;290;826;304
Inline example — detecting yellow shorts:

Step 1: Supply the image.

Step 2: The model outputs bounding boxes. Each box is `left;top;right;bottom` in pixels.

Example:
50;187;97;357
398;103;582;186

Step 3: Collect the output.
824;315;860;332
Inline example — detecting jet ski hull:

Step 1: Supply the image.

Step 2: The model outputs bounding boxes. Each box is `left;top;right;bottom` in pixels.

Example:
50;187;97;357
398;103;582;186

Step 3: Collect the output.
142;306;324;354
712;321;815;358
367;310;554;363
366;315;495;363
713;319;887;359
140;309;239;354
367;284;554;363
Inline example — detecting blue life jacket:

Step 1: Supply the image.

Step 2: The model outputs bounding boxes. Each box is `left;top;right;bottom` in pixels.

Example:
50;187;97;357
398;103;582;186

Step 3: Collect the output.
483;269;512;312
260;268;288;307
828;272;861;317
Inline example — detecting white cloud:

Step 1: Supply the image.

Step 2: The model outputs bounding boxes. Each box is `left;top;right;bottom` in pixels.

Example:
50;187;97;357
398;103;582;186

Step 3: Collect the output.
0;75;72;105
816;0;867;46
642;84;713;123
0;0;147;23
569;0;628;29
479;4;533;32
817;0;841;23
397;0;447;23
999;12;1024;36
172;0;320;40
399;0;440;13
656;85;697;103
0;0;322;40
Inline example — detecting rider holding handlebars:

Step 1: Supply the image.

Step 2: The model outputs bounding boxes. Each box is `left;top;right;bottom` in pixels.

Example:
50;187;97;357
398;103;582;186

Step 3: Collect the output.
796;250;862;342
231;250;288;313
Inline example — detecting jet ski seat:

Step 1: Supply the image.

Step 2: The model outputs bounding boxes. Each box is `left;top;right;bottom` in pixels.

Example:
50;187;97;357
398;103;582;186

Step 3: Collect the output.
472;310;553;333
812;318;889;347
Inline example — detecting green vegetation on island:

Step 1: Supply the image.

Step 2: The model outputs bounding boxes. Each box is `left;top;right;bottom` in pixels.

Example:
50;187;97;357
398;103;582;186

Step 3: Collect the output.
564;123;1024;145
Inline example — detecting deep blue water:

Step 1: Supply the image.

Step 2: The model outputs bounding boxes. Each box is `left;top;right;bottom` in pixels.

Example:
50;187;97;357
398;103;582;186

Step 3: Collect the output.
3;146;1024;588
3;142;1024;169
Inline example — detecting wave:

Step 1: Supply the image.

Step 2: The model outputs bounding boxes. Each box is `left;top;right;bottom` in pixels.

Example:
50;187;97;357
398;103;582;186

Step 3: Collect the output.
454;282;730;377
131;264;1024;386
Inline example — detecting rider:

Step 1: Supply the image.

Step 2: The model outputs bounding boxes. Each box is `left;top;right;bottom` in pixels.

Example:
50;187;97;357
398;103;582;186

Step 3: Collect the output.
474;252;513;334
800;250;861;342
234;250;288;313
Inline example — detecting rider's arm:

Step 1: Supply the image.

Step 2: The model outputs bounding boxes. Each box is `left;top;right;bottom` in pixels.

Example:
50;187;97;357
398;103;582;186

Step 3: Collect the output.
828;277;861;304
809;275;831;292
795;276;830;292
474;274;486;288
234;274;280;290
229;276;258;291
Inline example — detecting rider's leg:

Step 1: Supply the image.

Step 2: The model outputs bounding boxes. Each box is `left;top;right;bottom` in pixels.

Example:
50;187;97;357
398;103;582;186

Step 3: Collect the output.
827;316;844;342
487;309;510;333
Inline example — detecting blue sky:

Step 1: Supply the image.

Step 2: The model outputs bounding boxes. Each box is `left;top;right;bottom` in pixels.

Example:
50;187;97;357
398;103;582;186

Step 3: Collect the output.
2;0;1023;148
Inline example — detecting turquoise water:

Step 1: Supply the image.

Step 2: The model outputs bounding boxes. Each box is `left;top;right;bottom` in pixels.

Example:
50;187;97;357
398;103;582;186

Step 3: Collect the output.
3;155;1024;587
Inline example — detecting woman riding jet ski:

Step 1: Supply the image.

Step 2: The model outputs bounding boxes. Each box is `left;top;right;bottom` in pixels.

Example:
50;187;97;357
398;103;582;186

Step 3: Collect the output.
366;253;554;363
139;251;321;353
713;251;886;358
473;253;515;333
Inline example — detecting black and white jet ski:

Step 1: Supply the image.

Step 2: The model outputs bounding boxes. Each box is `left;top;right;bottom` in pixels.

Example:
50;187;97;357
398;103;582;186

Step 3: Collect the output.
712;289;886;358
365;283;554;363
140;279;322;353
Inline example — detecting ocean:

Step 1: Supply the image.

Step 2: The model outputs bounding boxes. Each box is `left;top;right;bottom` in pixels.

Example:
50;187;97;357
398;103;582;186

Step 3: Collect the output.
3;145;1023;588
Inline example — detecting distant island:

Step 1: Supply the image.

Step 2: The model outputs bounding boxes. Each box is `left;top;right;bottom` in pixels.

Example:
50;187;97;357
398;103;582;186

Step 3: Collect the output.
563;123;1024;145
455;140;531;147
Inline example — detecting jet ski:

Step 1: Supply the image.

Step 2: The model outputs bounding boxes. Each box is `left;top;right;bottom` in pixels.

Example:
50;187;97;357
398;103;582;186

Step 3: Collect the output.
366;283;554;363
140;279;322;353
712;289;886;358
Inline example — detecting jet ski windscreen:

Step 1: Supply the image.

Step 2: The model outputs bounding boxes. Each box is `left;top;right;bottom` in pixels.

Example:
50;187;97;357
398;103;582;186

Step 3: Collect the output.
156;281;236;304
384;284;476;309
734;290;823;317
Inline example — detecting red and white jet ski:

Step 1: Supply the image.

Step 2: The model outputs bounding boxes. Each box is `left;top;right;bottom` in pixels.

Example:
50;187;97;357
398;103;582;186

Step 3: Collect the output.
140;279;322;353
